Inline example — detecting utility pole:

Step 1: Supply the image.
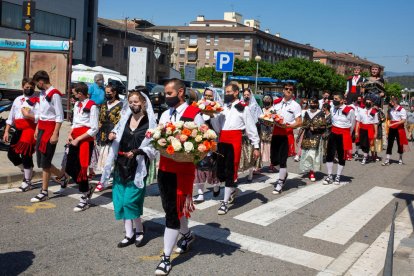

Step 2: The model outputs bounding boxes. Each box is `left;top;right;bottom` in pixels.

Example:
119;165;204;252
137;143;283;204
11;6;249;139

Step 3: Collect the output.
22;0;35;78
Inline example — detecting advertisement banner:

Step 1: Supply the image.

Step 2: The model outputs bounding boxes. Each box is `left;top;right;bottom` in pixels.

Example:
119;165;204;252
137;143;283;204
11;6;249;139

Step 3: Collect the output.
128;46;147;90
0;50;25;90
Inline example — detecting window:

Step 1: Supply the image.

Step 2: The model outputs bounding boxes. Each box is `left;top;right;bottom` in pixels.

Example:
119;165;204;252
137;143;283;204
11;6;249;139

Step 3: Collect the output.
180;35;186;44
102;44;113;57
213;50;218;59
189;35;197;46
179;48;185;58
214;36;219;46
206;35;210;45
235;52;240;56
244;51;250;58
1;2;20;29
179;62;184;69
244;36;251;45
234;37;241;41
205;50;210;60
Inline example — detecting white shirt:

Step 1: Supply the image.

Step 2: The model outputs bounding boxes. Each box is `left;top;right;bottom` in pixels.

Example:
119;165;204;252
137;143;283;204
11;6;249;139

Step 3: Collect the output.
38;86;64;123
319;99;332;110
6;95;39;125
389;106;407;121
71;99;99;137
210;100;260;148
331;104;355;130
356;107;379;124
272;98;302;125
159;102;204;126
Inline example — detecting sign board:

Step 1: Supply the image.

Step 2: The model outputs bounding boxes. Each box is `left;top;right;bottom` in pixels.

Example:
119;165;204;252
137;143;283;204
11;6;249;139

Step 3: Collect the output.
184;64;196;81
0;38;69;51
0;50;25;90
128;46;147;90
215;52;234;72
22;1;36;18
22;17;34;33
154;47;161;59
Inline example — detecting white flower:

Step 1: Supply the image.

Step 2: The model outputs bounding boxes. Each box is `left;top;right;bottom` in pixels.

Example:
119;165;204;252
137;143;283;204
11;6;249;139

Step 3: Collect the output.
157;138;167;147
203;129;217;140
153;130;162;140
195;135;203;142
184;122;197;130
171;138;182;151
183;142;194;153
166;128;173;135
199;104;206;110
156;124;164;131
175;121;184;129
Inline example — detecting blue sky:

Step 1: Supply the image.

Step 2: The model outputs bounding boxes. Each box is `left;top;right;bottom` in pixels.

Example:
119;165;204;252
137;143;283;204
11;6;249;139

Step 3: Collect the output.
99;0;414;73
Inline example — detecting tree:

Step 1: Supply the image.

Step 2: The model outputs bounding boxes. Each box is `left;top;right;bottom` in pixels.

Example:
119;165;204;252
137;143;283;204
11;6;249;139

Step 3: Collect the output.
196;67;223;87
384;82;402;98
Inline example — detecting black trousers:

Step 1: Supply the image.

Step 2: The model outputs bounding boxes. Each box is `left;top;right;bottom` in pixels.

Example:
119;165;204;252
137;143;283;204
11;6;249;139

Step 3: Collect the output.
387;128;403;154
359;129;370;153
326;132;346;166
216;142;237;188
7;130;34;169
36;129;57;169
65;143;93;193
270;135;288;168
157;170;180;229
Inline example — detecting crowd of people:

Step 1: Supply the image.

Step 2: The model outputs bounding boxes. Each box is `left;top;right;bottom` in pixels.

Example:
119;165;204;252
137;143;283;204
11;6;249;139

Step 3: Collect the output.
3;65;412;275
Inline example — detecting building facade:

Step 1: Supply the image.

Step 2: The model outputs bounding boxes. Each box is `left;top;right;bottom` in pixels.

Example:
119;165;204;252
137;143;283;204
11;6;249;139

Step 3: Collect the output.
313;49;384;76
97;18;170;83
0;0;97;65
138;12;314;70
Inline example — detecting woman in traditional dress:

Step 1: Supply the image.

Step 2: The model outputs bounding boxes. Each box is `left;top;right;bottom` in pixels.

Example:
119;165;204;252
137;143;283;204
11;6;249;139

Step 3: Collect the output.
299;98;327;182
322;102;332;163
259;94;274;171
94;84;123;192
100;89;157;247
294;98;309;162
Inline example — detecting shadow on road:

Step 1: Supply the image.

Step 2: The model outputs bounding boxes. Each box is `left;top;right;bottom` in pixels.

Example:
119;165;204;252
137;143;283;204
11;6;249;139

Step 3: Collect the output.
0;250;35;276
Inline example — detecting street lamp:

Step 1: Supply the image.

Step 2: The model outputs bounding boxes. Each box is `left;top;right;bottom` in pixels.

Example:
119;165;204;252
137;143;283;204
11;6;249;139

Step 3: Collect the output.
254;55;261;93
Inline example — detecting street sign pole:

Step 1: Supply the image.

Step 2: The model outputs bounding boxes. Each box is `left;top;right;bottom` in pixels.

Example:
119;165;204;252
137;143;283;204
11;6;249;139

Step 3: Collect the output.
22;0;35;78
222;72;226;91
215;52;234;92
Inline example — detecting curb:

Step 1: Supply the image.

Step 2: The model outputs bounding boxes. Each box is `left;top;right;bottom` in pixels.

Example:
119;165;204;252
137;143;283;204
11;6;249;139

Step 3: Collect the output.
0;170;42;189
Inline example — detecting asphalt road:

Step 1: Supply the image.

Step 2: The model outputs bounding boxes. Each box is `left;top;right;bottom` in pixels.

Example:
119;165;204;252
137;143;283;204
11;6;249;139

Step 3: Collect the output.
1;147;414;276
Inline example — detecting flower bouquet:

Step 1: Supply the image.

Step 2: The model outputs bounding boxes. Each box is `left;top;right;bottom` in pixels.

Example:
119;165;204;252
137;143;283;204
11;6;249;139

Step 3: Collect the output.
192;99;223;116
258;112;284;127
146;121;218;163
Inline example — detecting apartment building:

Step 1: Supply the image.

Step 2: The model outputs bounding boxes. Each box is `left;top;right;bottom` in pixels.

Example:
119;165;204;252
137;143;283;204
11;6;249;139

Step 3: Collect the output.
138;12;314;70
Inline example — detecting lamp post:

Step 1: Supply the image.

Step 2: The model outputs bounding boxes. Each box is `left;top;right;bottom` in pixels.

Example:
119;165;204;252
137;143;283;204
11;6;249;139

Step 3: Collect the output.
254;55;261;93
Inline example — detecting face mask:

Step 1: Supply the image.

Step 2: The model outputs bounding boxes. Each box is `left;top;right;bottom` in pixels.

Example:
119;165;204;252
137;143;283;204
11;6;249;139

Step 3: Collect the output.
323;97;328;100
36;84;43;91
244;97;250;102
310;104;318;110
365;103;372;109
130;105;141;114
105;94;113;100
23;88;34;96
165;95;180;107
333;100;340;107
389;103;394;108
224;94;235;104
357;100;362;105
302;104;307;108
263;101;272;107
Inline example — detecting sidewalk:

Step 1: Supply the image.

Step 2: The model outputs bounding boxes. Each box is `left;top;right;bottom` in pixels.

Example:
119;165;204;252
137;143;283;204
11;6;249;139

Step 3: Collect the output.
0;121;71;188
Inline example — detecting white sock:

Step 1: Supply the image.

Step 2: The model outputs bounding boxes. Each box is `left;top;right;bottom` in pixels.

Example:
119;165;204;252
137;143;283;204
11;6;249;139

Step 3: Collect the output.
134;218;143;233
386;154;390;160
196;183;204;195
163;227;179;256
363;153;368;158
223;187;234;203
279;168;287;180
179;217;189;234
248;168;254;180
337;165;344;177
121;219;134;243
326;162;333;175
24;168;33;181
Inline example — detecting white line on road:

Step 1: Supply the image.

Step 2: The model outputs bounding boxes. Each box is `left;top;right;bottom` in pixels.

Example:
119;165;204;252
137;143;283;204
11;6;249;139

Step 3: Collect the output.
345;203;414;276
234;181;340;226
317;242;369;276
304;186;401;245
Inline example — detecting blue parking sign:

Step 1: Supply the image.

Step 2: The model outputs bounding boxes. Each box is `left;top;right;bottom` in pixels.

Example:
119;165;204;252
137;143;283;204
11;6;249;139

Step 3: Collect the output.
216;52;234;72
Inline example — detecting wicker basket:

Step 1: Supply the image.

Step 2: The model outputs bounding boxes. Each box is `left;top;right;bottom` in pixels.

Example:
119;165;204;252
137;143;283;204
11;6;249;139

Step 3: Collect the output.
200;109;221;116
258;118;276;127
158;148;208;163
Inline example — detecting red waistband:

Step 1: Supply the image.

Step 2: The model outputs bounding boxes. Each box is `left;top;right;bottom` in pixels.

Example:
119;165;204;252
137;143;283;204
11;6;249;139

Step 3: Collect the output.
14;118;36;130
390;121;404;129
219;130;243;143
360;123;375;130
71;126;94;141
273;125;293;136
332;126;351;134
38;120;56;130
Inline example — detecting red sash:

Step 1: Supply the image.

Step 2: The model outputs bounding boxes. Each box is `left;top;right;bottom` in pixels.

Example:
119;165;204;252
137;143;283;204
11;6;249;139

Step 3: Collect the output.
71;127;94;182
12;119;36;156
37;120;56;154
272;126;296;156
332;126;352;158
360;123;375;142
159;156;196;219
390;121;409;151
219;130;243;181
182;105;201;121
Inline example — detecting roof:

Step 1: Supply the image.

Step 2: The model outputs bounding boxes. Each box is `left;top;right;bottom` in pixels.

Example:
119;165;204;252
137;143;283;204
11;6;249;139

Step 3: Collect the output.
98;18;168;45
313;48;382;67
189;19;245;26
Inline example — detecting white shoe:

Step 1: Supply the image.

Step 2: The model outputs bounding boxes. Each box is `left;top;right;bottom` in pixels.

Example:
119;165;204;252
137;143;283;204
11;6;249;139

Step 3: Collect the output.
333;175;341;185
294;155;300;162
73;196;89;212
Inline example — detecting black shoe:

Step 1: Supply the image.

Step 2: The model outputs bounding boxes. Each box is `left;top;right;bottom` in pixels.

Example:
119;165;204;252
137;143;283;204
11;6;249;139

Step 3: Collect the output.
30;189;48;203
217;201;229;215
175;231;195;254
117;234;136;248
212;186;220;197
155;253;171;275
135;225;145;247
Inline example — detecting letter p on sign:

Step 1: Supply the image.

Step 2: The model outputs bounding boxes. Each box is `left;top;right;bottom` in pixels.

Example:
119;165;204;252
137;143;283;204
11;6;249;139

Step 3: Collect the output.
216;52;234;72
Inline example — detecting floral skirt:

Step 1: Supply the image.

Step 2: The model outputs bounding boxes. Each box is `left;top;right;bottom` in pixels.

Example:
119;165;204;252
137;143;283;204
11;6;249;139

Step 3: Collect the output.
260;141;271;163
299;141;323;173
239;136;259;172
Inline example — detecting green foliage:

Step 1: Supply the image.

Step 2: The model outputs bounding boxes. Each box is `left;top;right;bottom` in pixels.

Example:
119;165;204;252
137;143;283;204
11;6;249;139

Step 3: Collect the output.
384;82;403;98
386;76;414;89
196;67;223;87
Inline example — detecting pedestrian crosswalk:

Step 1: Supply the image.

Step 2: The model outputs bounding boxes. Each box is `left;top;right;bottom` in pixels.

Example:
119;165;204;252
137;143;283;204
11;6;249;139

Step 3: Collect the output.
4;170;413;275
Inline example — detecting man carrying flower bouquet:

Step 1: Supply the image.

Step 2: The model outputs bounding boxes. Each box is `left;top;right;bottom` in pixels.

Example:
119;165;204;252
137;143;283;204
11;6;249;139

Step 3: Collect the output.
155;78;204;275
210;83;260;215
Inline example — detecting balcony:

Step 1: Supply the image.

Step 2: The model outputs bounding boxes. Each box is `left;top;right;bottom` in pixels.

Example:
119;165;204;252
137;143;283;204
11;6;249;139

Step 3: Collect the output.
186;47;198;62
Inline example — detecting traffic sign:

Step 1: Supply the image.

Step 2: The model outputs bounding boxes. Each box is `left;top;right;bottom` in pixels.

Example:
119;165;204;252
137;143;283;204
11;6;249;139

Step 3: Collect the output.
22;1;36;18
154;47;161;59
22;17;34;33
215;52;234;72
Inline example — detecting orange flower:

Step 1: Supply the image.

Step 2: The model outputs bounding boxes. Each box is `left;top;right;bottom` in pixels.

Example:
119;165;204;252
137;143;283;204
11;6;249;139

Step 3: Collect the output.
191;102;198;107
182;128;192;136
203;140;211;151
166;145;175;155
210;141;217;151
205;105;213;111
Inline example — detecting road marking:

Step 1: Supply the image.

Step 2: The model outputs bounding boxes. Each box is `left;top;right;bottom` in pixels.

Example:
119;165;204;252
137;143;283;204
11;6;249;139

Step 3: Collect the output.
317;242;369;276
304;186;401;245
234;181;340;226
14;202;56;213
195;172;300;210
345;203;414;276
0;188;18;194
